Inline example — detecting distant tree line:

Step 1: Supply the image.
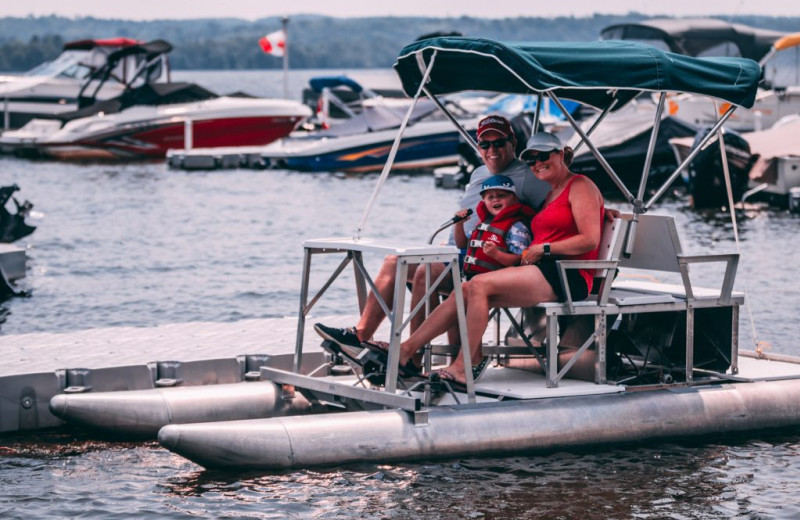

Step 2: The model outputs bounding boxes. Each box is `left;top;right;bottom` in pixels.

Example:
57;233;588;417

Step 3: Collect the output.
0;14;798;71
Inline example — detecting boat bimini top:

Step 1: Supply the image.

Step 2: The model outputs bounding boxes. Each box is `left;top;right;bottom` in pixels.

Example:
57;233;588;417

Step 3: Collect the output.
600;18;787;61
365;37;761;237
395;38;760;111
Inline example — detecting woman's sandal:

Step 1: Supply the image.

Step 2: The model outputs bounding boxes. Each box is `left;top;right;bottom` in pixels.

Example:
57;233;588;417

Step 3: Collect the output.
361;340;422;379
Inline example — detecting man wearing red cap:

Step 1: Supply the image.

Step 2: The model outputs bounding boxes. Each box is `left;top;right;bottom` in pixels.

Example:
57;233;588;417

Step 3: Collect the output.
314;115;550;365
459;115;549;241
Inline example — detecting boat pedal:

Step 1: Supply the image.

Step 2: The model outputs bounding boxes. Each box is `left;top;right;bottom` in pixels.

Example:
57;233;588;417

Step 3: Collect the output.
63;386;92;394
244;371;262;381
319;340;345;364
155;378;182;387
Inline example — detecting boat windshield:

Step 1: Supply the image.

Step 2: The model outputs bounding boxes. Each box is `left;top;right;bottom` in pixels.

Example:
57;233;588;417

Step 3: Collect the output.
763;44;800;89
24;50;96;79
694;41;742;58
602;29;743;58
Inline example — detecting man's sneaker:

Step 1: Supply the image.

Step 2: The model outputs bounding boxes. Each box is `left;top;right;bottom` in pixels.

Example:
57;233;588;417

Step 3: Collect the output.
314;323;364;361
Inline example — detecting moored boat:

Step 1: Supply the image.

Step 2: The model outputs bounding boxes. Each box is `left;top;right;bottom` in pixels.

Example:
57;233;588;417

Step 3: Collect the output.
0;40;311;160
166;75;480;172
669;115;800;209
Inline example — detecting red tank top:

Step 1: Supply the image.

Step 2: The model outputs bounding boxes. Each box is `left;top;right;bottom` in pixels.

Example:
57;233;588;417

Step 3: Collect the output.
530;175;604;291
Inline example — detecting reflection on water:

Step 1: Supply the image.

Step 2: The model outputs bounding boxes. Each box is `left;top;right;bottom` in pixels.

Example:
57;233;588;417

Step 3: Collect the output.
6;431;800;519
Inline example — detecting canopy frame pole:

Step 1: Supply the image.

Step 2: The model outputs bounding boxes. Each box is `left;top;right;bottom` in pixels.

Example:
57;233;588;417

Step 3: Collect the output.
637;92;666;203
422;86;480;156
644;103;738;210
532;92;543;134
714;99;760;352
571;99;618;155
621;92;668;255
354;50;437;239
548;92;636;204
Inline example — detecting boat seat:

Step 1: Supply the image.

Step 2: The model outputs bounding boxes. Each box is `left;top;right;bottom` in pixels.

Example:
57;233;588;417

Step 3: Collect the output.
498;213;742;388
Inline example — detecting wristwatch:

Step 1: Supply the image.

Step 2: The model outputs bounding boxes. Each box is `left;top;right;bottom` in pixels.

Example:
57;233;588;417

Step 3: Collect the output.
543;243;551;257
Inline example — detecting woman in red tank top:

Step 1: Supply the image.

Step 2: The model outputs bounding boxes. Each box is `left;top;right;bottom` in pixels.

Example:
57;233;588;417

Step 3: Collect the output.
393;132;606;387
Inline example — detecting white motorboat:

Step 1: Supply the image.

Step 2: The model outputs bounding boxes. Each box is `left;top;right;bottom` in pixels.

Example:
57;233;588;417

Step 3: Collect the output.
167;75;480;172
740;115;800;207
0;40;311;160
1;37;170;131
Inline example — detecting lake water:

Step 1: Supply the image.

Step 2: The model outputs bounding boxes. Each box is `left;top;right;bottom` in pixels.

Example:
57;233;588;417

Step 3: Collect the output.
2;69;800;519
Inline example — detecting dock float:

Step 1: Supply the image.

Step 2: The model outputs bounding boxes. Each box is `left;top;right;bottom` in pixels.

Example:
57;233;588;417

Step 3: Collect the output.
166;146;272;171
0;316;354;435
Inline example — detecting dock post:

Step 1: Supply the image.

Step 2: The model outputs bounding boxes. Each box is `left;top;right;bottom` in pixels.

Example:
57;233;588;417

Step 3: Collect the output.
184;119;193;150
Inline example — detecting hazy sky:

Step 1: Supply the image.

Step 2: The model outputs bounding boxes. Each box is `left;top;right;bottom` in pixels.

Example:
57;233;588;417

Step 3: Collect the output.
3;0;799;20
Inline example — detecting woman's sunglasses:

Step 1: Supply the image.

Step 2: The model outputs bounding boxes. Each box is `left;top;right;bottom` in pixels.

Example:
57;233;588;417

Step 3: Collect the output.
478;138;511;150
523;150;554;165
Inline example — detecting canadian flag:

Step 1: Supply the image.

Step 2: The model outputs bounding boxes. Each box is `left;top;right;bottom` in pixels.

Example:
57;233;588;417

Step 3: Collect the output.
259;29;286;57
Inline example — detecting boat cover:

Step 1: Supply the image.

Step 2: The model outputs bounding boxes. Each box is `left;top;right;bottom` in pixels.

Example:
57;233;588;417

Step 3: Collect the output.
60;82;217;122
669;115;800;183
394;38;761;112
63;38;142;51
566;103;698;192
309;76;364;94
741;116;800;183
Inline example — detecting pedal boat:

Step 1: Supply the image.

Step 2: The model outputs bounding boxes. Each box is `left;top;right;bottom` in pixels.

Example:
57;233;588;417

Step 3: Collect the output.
154;37;800;470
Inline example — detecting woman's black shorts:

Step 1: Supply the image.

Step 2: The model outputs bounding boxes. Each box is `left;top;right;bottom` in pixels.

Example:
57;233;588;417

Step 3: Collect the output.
536;258;589;302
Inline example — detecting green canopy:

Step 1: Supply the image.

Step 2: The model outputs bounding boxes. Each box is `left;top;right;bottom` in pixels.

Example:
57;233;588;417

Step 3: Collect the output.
394;37;761;111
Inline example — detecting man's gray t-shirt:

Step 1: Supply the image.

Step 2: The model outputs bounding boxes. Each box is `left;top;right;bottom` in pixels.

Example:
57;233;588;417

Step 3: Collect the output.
455;158;549;241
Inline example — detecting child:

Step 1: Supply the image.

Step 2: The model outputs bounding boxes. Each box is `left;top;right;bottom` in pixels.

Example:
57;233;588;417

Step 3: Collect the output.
455;174;536;279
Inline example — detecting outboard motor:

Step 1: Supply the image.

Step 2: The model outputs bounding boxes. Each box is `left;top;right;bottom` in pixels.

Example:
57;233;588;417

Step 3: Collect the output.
686;128;755;209
0;184;36;243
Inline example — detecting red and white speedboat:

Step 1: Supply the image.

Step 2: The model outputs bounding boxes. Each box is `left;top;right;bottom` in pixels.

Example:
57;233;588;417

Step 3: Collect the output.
0;41;311;160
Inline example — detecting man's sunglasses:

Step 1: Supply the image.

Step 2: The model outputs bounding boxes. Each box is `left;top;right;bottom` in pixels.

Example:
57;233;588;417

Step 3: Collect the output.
524;150;554;165
478;138;511;150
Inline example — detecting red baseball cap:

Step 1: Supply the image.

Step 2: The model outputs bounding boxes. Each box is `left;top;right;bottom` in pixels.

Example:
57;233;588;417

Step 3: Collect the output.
477;115;514;140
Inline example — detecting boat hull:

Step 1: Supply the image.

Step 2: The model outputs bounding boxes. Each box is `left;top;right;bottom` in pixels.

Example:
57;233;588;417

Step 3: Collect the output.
276;130;464;173
1;96;312;160
159;379;800;470
37;115;305;160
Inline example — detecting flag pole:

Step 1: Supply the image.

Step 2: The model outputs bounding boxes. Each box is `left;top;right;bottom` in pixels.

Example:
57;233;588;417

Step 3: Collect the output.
282;16;289;100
